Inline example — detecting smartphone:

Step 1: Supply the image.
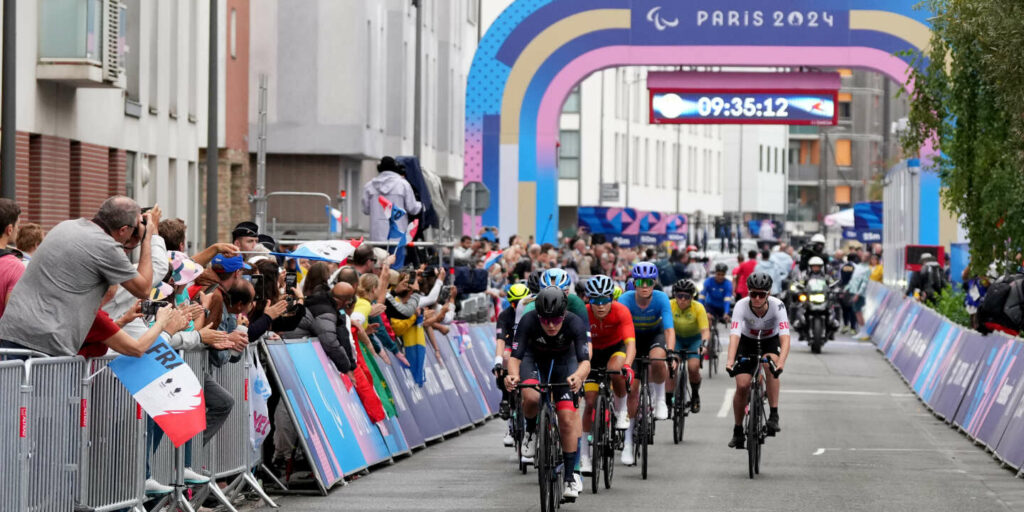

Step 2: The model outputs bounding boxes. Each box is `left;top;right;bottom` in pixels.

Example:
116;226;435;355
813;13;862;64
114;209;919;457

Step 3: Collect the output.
140;300;169;316
285;270;298;293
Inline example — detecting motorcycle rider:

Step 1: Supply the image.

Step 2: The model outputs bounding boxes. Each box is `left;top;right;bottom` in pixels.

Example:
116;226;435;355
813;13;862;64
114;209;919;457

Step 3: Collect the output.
791;256;840;340
798;233;829;273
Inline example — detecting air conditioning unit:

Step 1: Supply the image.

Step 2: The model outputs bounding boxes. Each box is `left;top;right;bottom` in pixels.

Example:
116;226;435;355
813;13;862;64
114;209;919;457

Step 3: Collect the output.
36;0;125;88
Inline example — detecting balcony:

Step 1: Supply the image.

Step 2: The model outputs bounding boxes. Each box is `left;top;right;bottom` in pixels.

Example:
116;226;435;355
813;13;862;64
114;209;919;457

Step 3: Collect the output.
789;163;820;183
36;0;124;88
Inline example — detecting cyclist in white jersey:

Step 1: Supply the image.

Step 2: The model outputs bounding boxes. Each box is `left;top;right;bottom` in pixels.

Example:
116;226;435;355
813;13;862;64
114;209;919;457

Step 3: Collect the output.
725;272;791;449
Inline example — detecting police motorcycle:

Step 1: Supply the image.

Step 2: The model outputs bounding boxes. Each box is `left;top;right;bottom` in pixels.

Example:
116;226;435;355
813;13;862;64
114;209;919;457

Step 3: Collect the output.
791;257;841;354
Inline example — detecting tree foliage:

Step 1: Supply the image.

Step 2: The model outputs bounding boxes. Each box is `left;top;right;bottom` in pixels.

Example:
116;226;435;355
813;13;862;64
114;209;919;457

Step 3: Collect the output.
901;0;1024;273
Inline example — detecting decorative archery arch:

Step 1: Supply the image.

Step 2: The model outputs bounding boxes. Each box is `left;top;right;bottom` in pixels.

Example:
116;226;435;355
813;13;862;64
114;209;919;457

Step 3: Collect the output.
465;1;933;243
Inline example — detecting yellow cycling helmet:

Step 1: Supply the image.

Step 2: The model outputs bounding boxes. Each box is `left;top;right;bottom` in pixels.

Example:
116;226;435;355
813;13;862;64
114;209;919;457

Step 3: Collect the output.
612;285;624;301
507;283;530;302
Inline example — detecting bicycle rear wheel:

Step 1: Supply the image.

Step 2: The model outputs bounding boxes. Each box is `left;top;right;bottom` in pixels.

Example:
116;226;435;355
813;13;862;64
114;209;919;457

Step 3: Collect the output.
640;385;651;480
514;395;527;474
709;329;720;378
746;383;760;479
602;414;615;489
673;375;687;444
591;395;604;495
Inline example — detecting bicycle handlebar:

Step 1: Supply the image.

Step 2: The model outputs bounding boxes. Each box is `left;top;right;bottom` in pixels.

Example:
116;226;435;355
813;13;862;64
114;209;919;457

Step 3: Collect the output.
725;356;783;378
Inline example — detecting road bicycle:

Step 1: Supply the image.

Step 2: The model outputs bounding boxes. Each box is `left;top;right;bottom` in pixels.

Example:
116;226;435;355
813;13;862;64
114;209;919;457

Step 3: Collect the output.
631;356;671;480
518;380;578;511
727;342;782;479
584;368;627;494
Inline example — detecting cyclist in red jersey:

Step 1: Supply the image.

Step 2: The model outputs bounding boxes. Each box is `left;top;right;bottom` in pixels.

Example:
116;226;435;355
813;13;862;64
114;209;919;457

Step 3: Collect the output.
579;275;635;474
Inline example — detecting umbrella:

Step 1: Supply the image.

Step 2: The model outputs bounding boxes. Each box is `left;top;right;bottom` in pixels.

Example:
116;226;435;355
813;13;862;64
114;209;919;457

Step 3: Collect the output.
297;240;356;262
824;208;854;227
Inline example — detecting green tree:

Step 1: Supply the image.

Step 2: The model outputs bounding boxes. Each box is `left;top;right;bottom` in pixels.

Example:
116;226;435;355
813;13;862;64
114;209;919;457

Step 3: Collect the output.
901;0;1024;274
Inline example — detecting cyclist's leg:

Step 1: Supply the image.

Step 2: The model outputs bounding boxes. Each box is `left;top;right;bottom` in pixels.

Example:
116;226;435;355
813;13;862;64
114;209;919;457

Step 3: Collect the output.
648;332;669;418
583;347;613;434
732;373;752;425
520;353;542;432
553;357;581;483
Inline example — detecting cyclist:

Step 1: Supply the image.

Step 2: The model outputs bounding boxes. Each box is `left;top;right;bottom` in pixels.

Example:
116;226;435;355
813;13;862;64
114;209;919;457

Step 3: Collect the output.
668;279;710;413
725;272;791;449
522;268;589;323
494;283;530;446
506;287;591;500
580;275;636;474
617;262;676;465
700;263;733;325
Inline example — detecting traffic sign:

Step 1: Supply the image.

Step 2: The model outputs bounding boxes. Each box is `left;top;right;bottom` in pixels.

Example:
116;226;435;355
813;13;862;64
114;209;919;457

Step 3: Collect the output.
460;182;490;216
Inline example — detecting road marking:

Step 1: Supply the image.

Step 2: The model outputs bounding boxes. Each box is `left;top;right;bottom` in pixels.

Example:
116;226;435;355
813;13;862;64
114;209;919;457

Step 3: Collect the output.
717;388;735;418
813;448;826;456
783;389;904;397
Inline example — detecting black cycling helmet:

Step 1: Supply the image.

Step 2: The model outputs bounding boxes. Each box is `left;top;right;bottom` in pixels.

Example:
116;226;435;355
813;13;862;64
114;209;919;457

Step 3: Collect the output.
535;286;569;319
527;270;544;294
672;279;697;296
714;263;728;273
746;272;773;292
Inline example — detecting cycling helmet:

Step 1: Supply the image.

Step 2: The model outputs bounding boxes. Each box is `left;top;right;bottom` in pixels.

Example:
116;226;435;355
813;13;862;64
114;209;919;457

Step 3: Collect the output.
810;234;826;244
584;275;615;298
535;286;569;318
714;263;728;273
527;270;544;294
746;272;773;292
612;285;624;300
631;262;659;279
672;279;697;297
808;256;825;267
507;283;529;302
540;268;571;291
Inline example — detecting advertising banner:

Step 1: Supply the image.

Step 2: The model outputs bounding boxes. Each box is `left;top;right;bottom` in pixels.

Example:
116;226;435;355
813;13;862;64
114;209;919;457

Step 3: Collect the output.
912;322;964;407
889;308;944;380
390;356;446;441
265;343;345;490
444;330;492;421
961;337;1024;447
436;331;489;423
421;347;472;434
882;301;922;356
378;360;426;449
952;334;1006;430
993;360;1024;469
462;324;504;413
930;331;994;423
870;295;911;349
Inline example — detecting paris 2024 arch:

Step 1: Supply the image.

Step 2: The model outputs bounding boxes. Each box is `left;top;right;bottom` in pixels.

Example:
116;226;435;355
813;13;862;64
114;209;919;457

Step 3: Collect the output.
464;0;935;244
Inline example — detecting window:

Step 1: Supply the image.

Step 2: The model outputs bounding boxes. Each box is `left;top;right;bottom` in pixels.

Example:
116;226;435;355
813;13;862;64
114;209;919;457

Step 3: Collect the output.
834;139;852;167
230;8;237;59
558;131;580;179
188;0;197;117
168;0;178;116
39;0;103;60
632;136;640;185
563;86;580;114
125;151;137;198
124;0;141;102
838;92;852;120
835;185;852;205
789;147;799;166
774;147;779;173
467;0;478;25
759;145;763;171
148;1;159;111
644;140;650;186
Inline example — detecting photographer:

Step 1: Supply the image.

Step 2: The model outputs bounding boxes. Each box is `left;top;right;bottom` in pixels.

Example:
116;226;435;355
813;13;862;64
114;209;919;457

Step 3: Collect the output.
282;263;356;377
245;260;304;342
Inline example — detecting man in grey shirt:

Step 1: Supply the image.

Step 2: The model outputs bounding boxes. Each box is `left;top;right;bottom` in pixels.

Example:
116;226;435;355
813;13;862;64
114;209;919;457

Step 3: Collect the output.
0;197;159;356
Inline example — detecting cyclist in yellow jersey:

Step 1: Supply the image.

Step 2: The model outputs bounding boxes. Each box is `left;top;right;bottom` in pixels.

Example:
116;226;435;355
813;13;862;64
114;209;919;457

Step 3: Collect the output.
668;279;710;413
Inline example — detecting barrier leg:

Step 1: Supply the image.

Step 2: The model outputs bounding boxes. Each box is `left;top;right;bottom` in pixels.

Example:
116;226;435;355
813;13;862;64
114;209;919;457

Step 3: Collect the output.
229;471;280;508
204;480;240;512
259;463;289;491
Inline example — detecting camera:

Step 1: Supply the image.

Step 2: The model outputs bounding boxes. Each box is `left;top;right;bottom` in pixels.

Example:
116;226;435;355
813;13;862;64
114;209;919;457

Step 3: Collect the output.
141;300;169;316
439;285;454;304
284;296;299;315
251;274;266;303
284;270;298;293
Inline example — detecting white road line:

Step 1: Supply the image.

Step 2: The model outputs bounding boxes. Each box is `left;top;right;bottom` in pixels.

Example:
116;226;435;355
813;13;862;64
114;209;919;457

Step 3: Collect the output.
717;388;736;418
783;389;890;397
813;448;826;456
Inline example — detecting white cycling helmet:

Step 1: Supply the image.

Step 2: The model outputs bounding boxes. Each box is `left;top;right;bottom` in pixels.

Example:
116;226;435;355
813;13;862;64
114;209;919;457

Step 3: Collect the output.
810;234;826;244
808;256;825;267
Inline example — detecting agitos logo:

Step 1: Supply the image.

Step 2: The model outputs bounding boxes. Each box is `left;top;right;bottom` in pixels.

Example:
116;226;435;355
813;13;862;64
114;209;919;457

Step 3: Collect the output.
646;6;679;31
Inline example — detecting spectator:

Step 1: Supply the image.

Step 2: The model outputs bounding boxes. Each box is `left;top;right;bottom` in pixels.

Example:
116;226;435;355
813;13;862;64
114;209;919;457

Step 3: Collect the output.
361;156;422;242
0;197;159;356
350;244;379;275
754;249;781;295
454;235;474;262
245;259;303;343
15;222;43;265
158;217;239;266
869;253;884;282
734;250;759;300
845;249;872;339
0;199;23;318
232;221;260;252
907;252;946;304
191;254;251;333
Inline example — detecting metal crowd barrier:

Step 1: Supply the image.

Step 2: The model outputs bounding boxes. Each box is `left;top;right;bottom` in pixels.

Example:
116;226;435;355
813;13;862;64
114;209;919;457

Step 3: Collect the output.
1;358;24;512
458;293;493;323
79;355;146;512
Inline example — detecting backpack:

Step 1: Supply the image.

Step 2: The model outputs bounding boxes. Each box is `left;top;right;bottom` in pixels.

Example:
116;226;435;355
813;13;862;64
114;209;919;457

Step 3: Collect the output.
978;274;1024;333
1003;279;1024;330
922;265;946;296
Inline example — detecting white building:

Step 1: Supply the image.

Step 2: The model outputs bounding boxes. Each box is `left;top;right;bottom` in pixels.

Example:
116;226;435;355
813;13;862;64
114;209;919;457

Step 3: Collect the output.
248;0;479;238
721;125;789;233
557;67;726;237
6;0;212;245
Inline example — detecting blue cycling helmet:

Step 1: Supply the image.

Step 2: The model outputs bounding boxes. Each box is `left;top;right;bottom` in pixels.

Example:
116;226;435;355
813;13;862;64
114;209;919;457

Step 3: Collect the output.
540;268;571;291
584;275;615;298
631;262;659;280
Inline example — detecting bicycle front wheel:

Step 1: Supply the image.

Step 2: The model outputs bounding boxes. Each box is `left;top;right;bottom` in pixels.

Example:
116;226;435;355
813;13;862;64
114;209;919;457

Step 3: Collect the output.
640;385;651;479
591;394;604;495
537;407;554;511
673;375;687;444
746;384;760;479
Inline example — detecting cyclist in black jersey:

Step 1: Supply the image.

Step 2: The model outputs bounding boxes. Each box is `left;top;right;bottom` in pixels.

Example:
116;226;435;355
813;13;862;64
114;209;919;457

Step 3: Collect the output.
494;283;530;446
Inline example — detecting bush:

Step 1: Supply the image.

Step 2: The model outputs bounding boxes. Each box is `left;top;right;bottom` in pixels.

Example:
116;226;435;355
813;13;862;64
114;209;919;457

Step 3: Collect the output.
933;284;970;327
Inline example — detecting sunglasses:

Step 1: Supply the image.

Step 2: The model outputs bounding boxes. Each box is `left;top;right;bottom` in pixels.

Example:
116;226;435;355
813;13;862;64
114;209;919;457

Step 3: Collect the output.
674;292;692;301
635;278;656;288
538;315;565;328
749;291;769;299
590;296;612;306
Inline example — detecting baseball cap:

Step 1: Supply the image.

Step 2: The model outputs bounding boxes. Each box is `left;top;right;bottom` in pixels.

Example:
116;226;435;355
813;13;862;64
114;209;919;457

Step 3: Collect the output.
232;221;259;240
211;254;251;273
258;233;277;251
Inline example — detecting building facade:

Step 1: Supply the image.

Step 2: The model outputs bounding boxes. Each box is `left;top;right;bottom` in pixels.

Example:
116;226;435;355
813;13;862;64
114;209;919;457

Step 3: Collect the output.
721;125;789;238
248;0;479;239
556;67;726;240
786;69;908;236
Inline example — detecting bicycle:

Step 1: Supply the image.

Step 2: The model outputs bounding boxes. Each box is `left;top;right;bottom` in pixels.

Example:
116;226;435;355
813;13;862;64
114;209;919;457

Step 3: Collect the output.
669;351;696;445
518;380;578;511
496;365;529;473
707;317;721;378
727;343;782;479
630;356;671;480
584;368;627;494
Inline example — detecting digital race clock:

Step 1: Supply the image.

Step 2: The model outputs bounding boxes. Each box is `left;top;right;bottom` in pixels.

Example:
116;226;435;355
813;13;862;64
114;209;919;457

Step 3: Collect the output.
649;91;838;125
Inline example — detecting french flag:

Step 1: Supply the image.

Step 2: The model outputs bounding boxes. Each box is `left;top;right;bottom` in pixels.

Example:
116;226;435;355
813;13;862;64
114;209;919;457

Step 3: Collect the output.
483;250;503;270
108;337;206;447
325;205;344;233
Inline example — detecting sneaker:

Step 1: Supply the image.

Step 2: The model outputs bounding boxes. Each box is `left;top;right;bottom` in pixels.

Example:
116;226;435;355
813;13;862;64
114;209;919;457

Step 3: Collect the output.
183;468;210;485
614;412;630;430
654;401;669;421
499;400;511;420
855;331;871;341
620;447;635;466
580;453;593;475
767;414;781;434
690;395;701;414
521;434;536;461
728;430;745;449
571;472;583;493
562;480;579;500
503;431;515;447
145;478;173;496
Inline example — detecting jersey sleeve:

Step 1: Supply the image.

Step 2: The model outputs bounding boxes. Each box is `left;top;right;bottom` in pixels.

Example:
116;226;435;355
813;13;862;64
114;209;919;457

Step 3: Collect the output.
496;309;515;344
730;300;744;336
568;315;590;363
775;299;791;335
511;312;534;360
616;303;636;343
658;293;674;331
696;303;709;331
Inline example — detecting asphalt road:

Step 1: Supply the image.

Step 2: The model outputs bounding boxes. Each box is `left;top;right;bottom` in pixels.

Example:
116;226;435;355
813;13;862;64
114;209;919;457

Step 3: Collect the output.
272;330;1024;511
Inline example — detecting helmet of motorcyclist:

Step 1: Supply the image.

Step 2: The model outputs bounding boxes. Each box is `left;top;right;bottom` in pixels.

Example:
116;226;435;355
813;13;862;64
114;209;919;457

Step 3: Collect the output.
810;234;826;244
747;272;773;293
540;268;571;291
808;256;825;273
